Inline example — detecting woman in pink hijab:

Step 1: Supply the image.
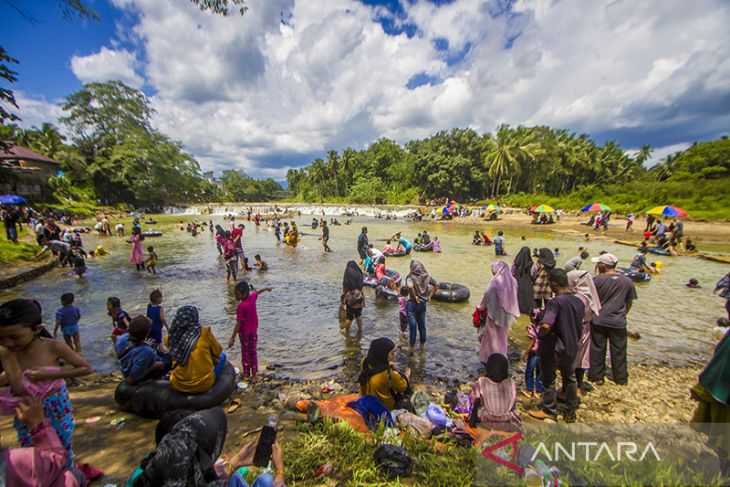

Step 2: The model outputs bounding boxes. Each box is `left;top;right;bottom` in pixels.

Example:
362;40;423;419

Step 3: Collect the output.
476;260;520;366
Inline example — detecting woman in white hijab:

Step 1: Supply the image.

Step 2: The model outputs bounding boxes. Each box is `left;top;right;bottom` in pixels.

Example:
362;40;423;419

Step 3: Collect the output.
476;260;520;366
568;270;601;396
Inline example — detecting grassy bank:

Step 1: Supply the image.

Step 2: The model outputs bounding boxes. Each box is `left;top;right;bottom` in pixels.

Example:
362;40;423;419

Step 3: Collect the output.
0;238;41;265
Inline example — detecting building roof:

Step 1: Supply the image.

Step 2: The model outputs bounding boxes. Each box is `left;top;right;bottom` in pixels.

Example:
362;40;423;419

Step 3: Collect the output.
0;144;61;165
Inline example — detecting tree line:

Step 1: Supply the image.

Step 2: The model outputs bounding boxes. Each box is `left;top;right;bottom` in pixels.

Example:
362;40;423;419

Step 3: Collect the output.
287;127;729;205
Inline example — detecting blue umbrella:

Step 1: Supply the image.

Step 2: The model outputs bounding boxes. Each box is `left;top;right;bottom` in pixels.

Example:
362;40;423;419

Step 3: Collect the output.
0;194;26;204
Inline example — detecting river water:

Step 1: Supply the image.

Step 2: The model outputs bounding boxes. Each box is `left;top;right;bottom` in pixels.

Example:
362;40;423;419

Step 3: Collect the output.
1;213;726;384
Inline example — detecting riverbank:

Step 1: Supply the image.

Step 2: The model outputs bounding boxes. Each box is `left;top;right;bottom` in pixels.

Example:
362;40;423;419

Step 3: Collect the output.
0;362;712;485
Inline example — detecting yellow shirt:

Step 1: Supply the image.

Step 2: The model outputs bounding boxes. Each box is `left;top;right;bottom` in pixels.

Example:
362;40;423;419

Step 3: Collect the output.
167;327;222;394
358;367;408;410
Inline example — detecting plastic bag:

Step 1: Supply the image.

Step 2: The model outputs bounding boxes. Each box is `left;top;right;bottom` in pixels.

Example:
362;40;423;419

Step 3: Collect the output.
411;391;430;417
373;444;413;478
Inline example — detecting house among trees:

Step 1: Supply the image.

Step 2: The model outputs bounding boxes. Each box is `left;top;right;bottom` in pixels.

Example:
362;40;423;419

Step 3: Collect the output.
0;144;62;199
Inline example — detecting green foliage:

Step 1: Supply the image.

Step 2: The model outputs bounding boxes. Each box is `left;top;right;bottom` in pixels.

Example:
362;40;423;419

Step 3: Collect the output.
220;169;282;201
0;47;20;149
189;0;248;16
652;137;730;181
282;419;475;486
0;238;41;265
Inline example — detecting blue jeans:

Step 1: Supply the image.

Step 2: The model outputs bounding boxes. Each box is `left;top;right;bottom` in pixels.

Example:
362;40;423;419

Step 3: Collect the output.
525;352;543;392
406;300;427;346
228;472;274;487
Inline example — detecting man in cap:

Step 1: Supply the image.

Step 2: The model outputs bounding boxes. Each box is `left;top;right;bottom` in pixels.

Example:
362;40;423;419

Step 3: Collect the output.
588;253;637;385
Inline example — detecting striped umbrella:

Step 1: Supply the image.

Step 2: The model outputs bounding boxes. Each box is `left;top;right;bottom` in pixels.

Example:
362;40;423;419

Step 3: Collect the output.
647;205;688;217
581;203;611;212
533;204;555;213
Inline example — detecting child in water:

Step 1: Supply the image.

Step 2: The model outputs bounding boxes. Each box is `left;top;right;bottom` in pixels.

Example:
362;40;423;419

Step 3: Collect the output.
53;293;82;353
107;296;131;345
146;245;158;275
146;289;169;345
254;254;268;271
229;281;274;382
0;299;93;467
398;286;408;336
223;232;238;283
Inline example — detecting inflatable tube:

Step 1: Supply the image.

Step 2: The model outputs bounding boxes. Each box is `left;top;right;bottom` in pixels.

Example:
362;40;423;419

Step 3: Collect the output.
114;363;236;418
363;270;401;288
432;282;470;303
375;285;399;301
383;250;408;257
413;244;433;252
142;231;162;237
647;247;671;256
618;268;652;282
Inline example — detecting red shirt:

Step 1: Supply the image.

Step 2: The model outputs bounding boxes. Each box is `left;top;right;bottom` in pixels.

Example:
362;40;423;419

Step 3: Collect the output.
231;227;243;248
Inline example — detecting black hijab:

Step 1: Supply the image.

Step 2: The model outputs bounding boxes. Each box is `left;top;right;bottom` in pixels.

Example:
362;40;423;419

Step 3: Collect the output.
133;408;227;487
343;260;364;292
358;337;396;387
537;248;555;269
513;246;533;277
485;353;509;383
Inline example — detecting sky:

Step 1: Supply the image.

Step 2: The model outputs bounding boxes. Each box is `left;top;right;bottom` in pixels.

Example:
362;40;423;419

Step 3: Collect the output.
2;0;729;179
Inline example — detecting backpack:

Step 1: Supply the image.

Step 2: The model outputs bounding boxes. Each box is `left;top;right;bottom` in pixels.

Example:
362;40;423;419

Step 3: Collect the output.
344;289;364;310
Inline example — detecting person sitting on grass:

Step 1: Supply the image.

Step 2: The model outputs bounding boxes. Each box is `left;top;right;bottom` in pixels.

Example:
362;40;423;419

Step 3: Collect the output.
358;337;410;410
128;408;286;487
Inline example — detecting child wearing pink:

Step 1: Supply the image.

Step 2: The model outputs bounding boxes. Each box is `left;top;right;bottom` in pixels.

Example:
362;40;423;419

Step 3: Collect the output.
229;282;273;380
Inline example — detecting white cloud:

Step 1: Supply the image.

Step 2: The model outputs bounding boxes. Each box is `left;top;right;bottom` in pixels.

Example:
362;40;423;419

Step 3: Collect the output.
71;46;144;88
12;92;65;131
58;0;730;177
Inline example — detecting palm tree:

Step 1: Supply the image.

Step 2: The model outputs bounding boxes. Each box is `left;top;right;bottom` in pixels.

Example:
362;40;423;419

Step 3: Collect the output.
484;125;540;197
309;158;328;202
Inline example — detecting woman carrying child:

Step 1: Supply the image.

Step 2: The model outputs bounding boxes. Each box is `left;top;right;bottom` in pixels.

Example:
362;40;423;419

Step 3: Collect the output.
0;299;93;467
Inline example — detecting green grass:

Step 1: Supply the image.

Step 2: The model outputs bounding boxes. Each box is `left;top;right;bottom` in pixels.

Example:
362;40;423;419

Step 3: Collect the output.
0;238;42;265
277;419;727;486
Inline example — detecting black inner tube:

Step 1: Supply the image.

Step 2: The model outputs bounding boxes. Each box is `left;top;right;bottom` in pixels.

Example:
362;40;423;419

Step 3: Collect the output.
114;363;236;418
432;282;470;303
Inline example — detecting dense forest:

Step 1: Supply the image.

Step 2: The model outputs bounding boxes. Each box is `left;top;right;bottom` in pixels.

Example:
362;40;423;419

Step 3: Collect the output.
287;127;730;204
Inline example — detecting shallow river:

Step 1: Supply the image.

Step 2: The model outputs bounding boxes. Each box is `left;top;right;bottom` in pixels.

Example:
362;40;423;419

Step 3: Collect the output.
1;214;727;384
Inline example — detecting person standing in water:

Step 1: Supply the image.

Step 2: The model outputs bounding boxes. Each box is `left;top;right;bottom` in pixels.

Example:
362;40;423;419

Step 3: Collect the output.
321;220;332;252
342;261;365;329
404;260;439;354
357;227;369;262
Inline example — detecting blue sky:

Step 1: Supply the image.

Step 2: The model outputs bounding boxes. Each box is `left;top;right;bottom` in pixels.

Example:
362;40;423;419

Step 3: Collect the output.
3;0;729;177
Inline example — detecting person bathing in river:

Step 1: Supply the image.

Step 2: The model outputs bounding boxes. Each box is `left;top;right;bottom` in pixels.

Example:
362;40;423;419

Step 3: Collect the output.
382;240;394;255
129;227;145;271
405;260;439;354
108;296;131;345
431;236;441;253
374;256;397;291
229;281;273;382
342;261;365;330
254;254;268;271
368;243;384;261
362;249;375;273
0;298;93;467
115;316;170;385
145;245;158;275
146;289;169;345
392;232;412;254
472;231;483;246
357;226;369;261
494;231;507;256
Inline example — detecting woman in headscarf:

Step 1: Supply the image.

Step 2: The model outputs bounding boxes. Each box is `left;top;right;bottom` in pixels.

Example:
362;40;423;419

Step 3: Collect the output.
358;338;409;410
405;260;438;353
568;270;601;396
512;246;535;314
166;306;224;394
476;260;520;366
131;408;286;486
531;248;555;308
341;260;365;329
470;353;521;431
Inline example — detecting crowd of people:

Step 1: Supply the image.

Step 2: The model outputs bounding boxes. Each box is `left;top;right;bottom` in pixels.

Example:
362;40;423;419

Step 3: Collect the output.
0;204;729;483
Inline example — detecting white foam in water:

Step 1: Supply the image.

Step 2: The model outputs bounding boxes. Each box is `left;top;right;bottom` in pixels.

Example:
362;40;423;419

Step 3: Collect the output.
165;203;418;218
